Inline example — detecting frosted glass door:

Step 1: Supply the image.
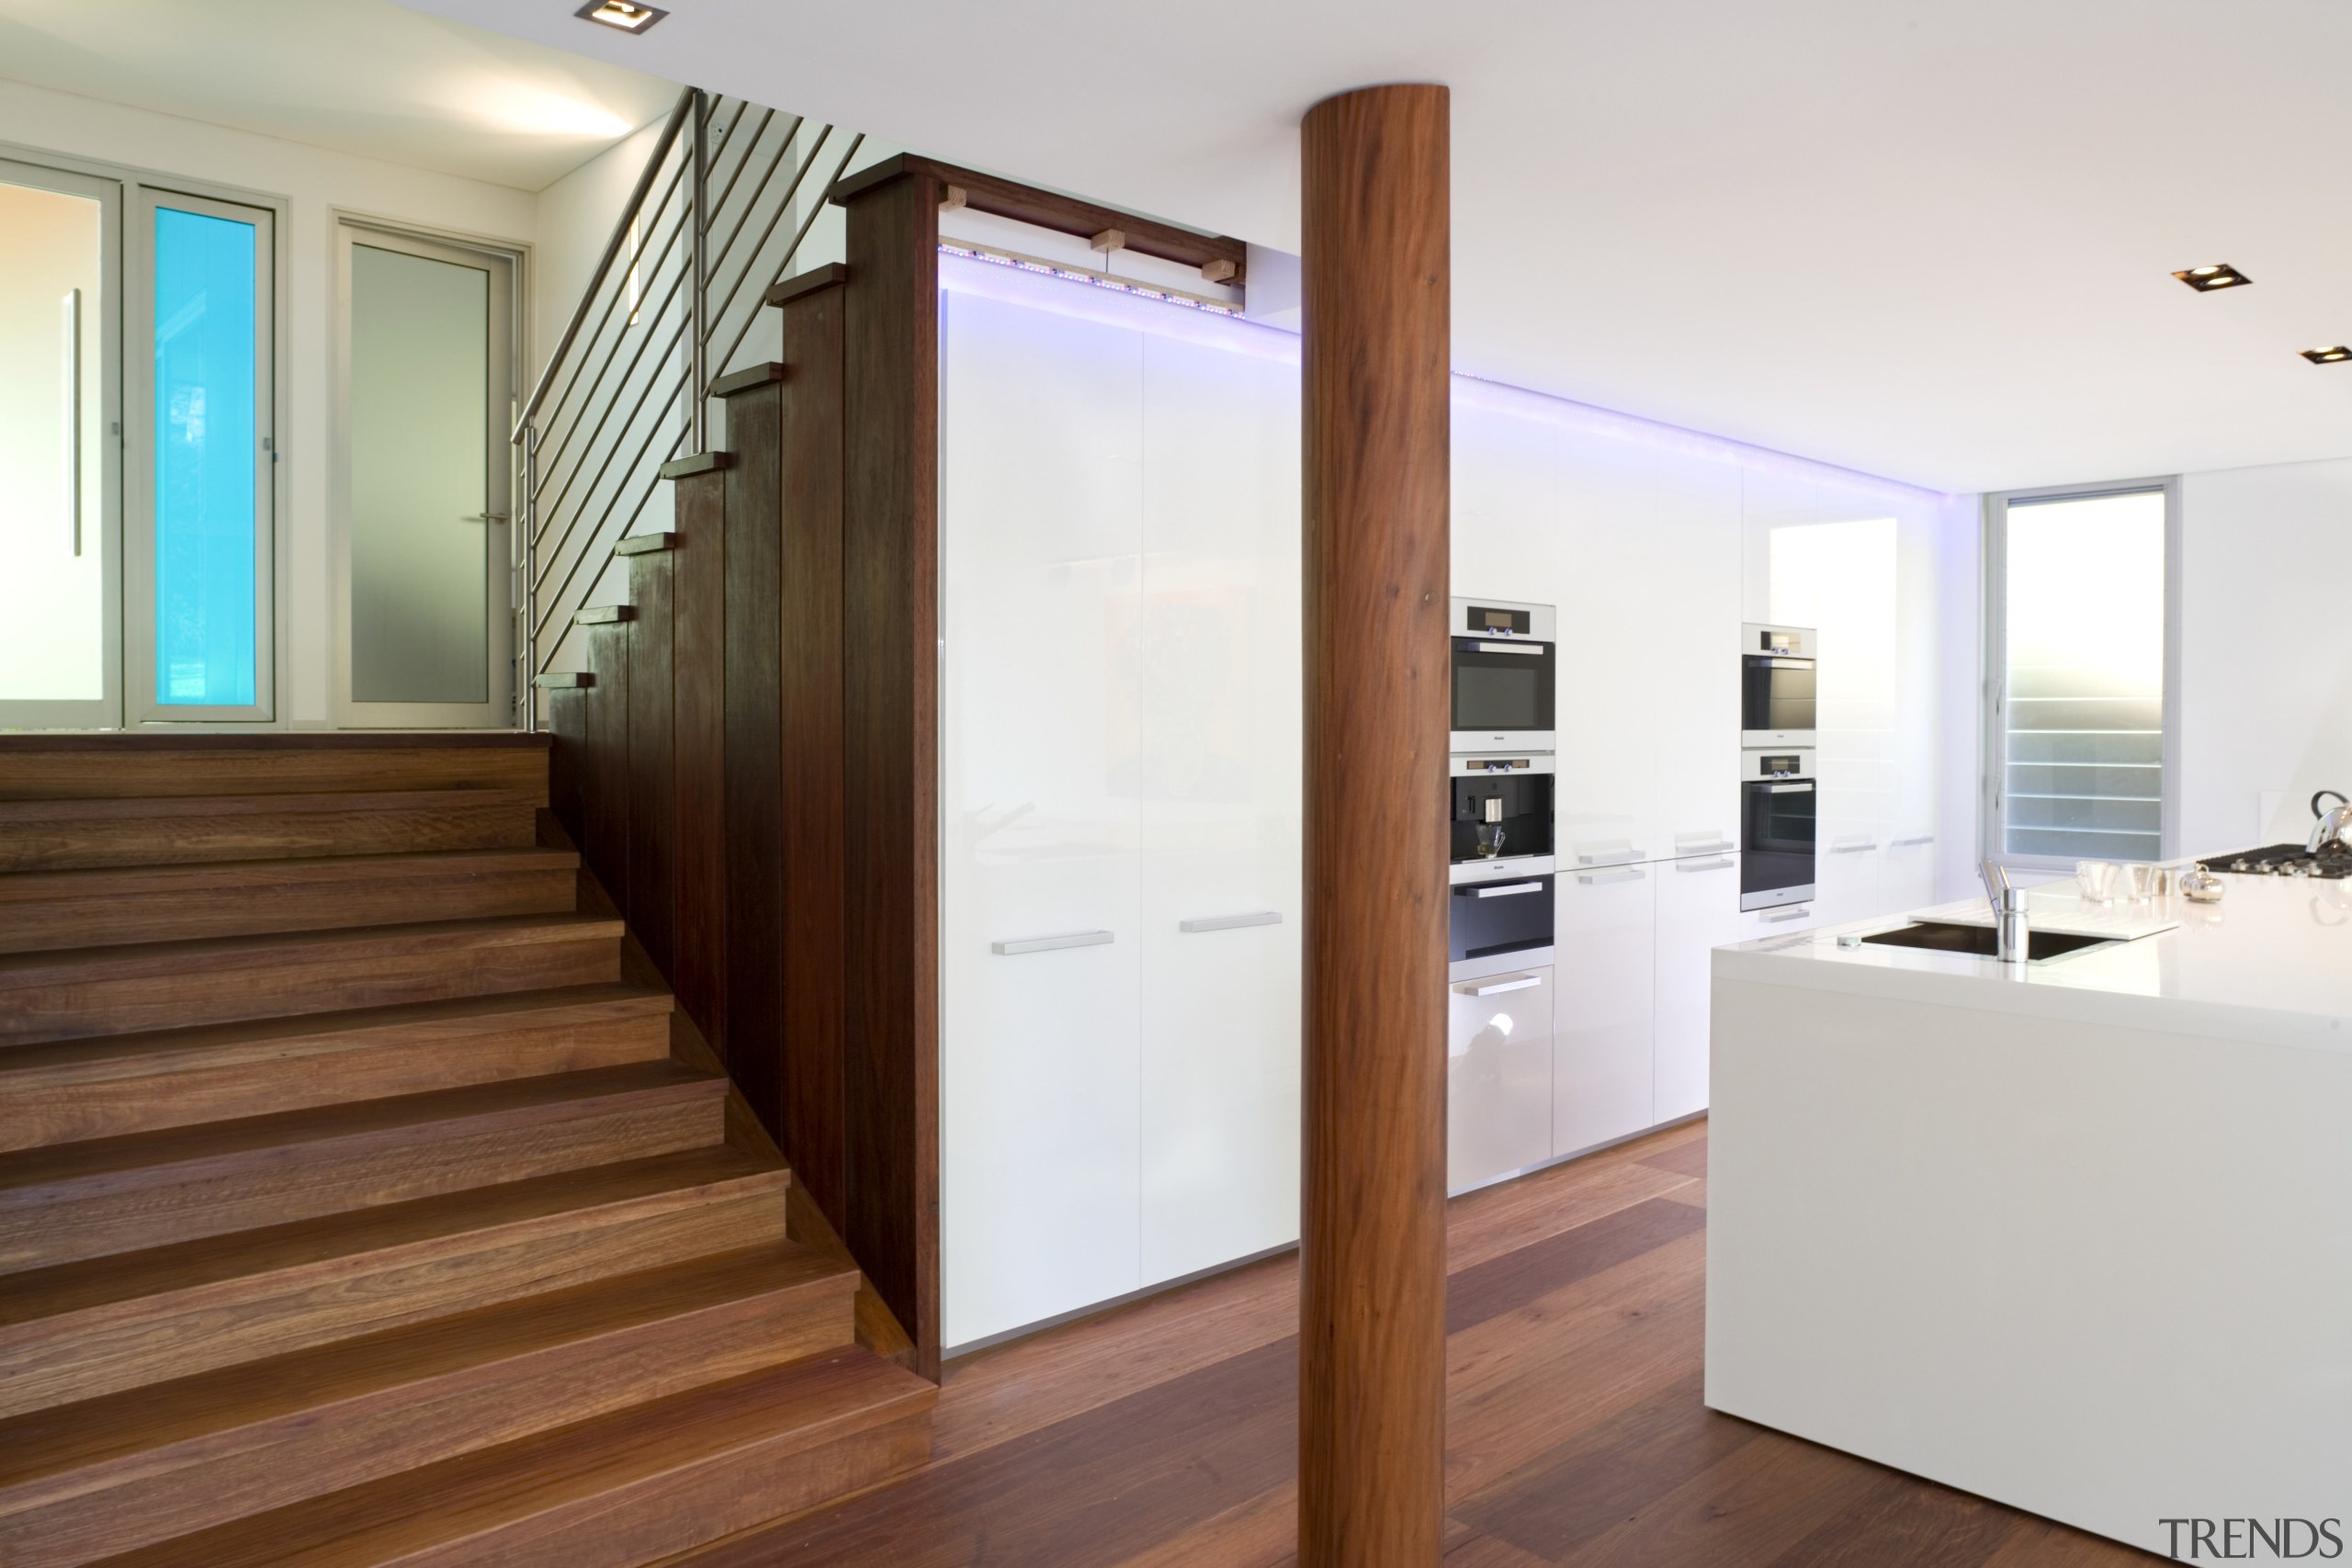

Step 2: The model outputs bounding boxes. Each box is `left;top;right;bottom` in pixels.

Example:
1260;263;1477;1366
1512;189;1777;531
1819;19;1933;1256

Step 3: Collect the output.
0;161;118;728
339;229;514;726
131;190;273;721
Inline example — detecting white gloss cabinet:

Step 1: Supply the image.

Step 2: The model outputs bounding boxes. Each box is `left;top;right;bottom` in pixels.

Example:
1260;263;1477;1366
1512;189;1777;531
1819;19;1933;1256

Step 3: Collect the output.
1653;850;1743;1123
1136;330;1302;1287
940;271;1305;1348
940;288;1147;1348
1449;964;1555;1194
1553;862;1657;1155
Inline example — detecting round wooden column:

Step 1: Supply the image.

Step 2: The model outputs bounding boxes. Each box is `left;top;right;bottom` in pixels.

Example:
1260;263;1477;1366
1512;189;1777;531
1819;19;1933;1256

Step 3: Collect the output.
1297;82;1451;1567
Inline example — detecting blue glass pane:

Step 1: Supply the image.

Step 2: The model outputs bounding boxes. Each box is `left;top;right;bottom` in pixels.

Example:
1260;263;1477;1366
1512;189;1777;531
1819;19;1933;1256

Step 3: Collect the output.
153;207;257;706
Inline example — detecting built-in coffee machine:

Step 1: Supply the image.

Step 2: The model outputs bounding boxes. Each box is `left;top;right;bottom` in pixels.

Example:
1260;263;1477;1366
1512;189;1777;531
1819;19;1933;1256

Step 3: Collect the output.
1447;602;1559;1198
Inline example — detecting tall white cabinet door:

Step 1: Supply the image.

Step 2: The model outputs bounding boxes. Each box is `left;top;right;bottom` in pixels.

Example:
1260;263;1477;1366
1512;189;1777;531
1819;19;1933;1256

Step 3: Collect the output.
1555;435;1667;864
940;288;1146;1348
1654;851;1741;1122
1136;330;1304;1287
1553;863;1657;1155
1449;964;1555;1194
1452;385;1563;612
1645;455;1744;863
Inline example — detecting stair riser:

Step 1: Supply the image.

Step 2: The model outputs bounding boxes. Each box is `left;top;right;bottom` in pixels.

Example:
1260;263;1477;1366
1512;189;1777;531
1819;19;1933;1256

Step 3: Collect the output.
0;931;620;1046
0;801;539;874
0;747;549;803
380;1415;933;1568
0;1086;722;1274
0;1280;859;1568
0;864;580;954
0;1181;789;1419
0;1010;670;1154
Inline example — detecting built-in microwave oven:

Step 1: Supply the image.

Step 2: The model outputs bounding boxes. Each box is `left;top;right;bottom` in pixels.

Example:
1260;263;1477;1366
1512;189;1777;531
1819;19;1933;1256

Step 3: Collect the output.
1739;748;1816;912
1741;623;1816;750
1452;598;1555;754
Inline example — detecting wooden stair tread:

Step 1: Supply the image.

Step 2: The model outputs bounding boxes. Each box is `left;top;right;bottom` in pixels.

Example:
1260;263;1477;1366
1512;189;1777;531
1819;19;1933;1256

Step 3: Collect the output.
0;984;673;1087
0;1059;718;1195
0;913;625;990
0;787;540;824
0;846;579;900
90;1348;937;1568
0;1244;856;1490
0;1145;786;1328
0;1145;791;1419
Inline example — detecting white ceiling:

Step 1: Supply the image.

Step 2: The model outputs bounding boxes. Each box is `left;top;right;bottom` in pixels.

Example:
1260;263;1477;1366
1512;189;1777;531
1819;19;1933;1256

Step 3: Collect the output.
0;0;677;190
385;0;2352;491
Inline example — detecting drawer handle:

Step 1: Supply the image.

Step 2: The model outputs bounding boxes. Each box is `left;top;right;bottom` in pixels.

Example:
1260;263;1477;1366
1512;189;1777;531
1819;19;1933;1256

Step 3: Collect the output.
1179;911;1282;933
1575;842;1639;867
1675;839;1733;856
1577;867;1645;886
1759;907;1808;923
1469;881;1544;898
1675;856;1734;873
1453;973;1543;997
1830;837;1877;854
1892;833;1936;847
991;930;1114;955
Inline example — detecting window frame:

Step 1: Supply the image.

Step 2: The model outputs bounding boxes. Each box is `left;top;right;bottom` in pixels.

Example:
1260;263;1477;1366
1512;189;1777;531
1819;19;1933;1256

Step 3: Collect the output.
1980;476;2184;873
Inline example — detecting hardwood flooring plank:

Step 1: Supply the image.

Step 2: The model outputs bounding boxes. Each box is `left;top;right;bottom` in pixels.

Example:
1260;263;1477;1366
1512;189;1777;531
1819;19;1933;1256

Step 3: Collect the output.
1446;1154;1702;1274
1446;1196;1708;1333
1453;1371;1761;1562
1982;1517;2165;1566
1636;1138;1708;1180
1762;1468;2020;1568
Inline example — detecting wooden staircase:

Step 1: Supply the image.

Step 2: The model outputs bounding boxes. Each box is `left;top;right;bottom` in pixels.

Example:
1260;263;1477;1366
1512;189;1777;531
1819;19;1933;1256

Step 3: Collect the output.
0;737;934;1568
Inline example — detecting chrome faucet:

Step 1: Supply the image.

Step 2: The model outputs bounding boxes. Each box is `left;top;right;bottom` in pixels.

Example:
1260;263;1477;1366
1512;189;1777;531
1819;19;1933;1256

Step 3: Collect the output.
1980;861;2030;964
2309;791;2352;855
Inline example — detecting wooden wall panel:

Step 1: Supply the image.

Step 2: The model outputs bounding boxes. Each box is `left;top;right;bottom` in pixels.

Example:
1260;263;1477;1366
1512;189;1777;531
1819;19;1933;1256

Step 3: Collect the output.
671;470;729;1056
627;548;678;976
838;167;943;1378
723;385;786;1139
778;280;849;1233
1296;83;1452;1568
582;624;632;902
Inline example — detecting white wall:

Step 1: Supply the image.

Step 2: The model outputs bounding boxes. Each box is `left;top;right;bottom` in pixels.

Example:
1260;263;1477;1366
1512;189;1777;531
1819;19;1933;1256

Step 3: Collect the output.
2177;457;2352;854
0;78;538;728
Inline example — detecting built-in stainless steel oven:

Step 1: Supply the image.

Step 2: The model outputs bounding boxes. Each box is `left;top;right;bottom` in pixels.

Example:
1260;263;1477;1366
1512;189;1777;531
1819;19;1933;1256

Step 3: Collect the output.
1452;598;1555;754
1739;748;1816;911
1741;623;1816;749
1449;872;1555;975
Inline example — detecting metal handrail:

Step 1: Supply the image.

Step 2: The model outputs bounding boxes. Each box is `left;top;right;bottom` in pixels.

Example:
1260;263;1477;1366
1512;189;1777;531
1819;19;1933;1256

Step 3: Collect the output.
511;87;854;729
513;86;695;443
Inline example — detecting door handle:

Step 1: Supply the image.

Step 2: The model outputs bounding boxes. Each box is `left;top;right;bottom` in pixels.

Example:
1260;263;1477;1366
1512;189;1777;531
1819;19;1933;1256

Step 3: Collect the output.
62;288;81;558
1577;867;1645;886
1453;973;1543;997
1468;882;1544;898
1575;842;1639;866
991;930;1114;955
1675;857;1734;873
1179;911;1281;932
461;512;511;524
1830;837;1877;854
1674;838;1733;856
1892;833;1936;847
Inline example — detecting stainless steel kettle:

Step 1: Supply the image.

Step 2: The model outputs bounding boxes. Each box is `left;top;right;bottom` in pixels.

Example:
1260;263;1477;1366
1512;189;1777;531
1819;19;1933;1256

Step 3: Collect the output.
2178;863;2226;903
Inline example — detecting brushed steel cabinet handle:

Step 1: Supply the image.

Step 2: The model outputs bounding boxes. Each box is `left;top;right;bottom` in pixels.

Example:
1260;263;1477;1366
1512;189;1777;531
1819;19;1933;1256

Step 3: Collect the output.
1577;867;1645;886
1760;907;1808;923
1675;856;1734;873
1179;911;1281;933
1675;839;1733;856
1453;974;1543;997
991;930;1114;955
1831;838;1877;854
1893;834;1936;847
1576;843;1639;867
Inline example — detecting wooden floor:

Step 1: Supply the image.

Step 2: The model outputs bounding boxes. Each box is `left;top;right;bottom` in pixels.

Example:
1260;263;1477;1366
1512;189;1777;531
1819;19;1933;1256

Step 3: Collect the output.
676;1120;2159;1567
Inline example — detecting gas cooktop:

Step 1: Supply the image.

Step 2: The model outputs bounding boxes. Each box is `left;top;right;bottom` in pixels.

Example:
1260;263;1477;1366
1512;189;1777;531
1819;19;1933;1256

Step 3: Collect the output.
2213;844;2352;879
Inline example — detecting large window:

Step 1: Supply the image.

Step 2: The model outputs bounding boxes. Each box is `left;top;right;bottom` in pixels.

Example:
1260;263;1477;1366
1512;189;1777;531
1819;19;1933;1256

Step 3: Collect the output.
1986;483;2177;864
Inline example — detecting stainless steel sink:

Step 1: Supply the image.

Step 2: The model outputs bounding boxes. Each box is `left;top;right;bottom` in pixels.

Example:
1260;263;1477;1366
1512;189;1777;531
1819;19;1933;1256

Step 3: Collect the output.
1854;921;2117;963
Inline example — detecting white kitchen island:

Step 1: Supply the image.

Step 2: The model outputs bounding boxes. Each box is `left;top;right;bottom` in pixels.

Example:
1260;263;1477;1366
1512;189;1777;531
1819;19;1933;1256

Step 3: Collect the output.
1706;874;2352;1558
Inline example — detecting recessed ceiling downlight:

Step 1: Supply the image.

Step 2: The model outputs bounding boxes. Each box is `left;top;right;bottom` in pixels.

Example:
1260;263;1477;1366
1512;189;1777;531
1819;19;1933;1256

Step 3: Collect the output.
2301;345;2351;364
576;0;667;33
2173;263;2250;292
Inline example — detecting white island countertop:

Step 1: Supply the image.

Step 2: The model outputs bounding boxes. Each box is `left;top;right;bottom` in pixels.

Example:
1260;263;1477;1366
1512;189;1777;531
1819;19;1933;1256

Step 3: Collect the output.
1714;873;2352;1055
1704;867;2352;1558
